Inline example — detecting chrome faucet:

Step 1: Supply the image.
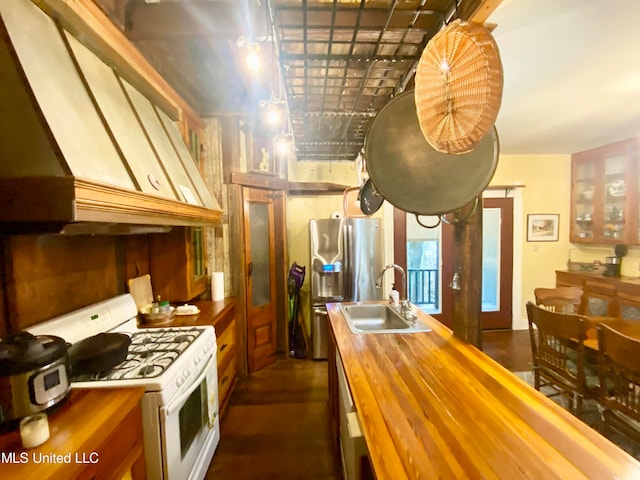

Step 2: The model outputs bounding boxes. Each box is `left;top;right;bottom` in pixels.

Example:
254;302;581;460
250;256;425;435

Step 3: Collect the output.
376;264;413;320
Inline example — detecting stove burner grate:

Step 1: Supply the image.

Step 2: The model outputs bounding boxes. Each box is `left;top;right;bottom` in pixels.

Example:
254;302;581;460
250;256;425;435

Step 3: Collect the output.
76;327;204;381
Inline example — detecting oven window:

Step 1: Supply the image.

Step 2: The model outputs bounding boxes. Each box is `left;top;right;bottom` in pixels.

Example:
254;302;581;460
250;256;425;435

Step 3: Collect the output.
179;380;208;458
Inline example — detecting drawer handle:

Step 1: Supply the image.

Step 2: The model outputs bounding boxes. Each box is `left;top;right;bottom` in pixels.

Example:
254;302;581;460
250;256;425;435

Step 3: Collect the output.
221;375;229;385
220;343;228;352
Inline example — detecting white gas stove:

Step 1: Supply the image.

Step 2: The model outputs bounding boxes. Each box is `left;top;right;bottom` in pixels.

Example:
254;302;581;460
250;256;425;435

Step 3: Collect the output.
29;294;220;480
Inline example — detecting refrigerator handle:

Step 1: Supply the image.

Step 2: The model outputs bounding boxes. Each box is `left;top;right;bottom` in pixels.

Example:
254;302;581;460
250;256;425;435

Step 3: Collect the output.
343;222;351;301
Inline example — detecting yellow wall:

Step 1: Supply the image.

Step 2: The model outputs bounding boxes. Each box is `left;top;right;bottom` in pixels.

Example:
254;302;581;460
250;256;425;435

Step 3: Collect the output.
490;154;572;325
286;152;640;334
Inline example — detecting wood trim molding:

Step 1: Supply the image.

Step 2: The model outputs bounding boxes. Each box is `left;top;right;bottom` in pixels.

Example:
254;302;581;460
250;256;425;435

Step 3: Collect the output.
0;177;222;230
469;0;503;23
230;172;287;190
230;172;349;194
287;181;350;195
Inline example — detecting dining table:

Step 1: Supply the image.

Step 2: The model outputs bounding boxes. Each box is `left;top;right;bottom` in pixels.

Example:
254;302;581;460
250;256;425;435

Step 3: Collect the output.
584;316;640;350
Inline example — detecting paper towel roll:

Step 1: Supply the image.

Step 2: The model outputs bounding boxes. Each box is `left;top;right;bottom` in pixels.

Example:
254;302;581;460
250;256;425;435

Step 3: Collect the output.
211;272;225;301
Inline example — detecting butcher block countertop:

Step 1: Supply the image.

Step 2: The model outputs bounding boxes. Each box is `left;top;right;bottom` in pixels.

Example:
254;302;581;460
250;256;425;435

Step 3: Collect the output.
0;388;145;479
327;302;640;479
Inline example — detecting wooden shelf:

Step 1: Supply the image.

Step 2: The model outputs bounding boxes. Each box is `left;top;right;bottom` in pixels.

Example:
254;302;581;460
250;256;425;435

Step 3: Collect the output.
287;181;350;195
230;172;348;195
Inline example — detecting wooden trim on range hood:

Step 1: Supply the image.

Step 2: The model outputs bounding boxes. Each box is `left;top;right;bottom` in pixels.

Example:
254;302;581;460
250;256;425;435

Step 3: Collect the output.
0;177;222;233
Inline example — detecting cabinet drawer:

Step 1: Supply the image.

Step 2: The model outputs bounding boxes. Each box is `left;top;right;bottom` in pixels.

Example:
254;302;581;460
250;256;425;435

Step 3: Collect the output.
556;271;584;288
584;278;617;296
615;282;640;302
217;318;236;372
218;356;236;407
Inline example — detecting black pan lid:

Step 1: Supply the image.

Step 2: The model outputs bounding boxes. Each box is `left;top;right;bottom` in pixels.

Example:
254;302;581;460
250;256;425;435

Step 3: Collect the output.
0;331;67;375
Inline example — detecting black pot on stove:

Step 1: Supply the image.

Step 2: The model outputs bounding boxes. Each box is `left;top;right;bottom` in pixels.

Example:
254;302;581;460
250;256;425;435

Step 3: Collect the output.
0;332;70;424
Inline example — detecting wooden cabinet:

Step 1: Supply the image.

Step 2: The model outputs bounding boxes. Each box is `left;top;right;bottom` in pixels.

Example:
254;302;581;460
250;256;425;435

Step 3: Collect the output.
582;277;616;316
556;270;640;319
213;305;237;415
149;226;208;302
0;388;146;479
570;137;640;244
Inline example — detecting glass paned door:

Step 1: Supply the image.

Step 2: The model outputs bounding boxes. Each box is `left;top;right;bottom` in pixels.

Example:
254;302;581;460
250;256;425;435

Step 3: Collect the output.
572;160;596;240
602;155;626;241
482;208;501;312
243;187;277;372
396;197;513;329
248;202;271;306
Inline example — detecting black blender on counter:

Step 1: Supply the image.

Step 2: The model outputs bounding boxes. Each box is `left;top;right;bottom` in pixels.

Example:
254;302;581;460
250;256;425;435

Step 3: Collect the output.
604;244;628;277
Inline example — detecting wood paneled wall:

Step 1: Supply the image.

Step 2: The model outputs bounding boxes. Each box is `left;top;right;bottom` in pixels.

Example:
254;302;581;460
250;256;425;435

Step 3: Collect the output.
2;235;120;331
0;233;156;334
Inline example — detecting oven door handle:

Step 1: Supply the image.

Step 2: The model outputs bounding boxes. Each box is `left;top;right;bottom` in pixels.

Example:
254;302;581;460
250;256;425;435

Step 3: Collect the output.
162;354;216;418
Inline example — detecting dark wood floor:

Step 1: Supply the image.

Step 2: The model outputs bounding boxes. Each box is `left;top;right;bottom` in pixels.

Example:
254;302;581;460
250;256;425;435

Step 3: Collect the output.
206;356;341;480
482;328;532;372
206;330;532;479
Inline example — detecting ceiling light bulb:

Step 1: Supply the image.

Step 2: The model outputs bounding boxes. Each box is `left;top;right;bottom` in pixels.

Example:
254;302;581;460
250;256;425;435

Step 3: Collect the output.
246;50;261;71
276;137;291;155
266;106;282;127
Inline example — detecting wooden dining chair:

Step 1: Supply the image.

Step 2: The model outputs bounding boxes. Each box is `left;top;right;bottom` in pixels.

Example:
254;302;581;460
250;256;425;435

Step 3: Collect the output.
526;302;599;417
534;286;583;314
596;323;640;452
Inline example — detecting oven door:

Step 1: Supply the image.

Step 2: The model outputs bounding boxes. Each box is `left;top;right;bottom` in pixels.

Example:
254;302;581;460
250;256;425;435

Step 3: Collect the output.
160;352;219;480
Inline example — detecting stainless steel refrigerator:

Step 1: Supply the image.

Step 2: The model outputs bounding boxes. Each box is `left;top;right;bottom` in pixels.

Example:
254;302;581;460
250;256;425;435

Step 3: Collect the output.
309;217;384;359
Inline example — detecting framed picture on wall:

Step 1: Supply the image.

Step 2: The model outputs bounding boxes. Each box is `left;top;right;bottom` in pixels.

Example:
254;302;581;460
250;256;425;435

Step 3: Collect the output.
527;214;559;242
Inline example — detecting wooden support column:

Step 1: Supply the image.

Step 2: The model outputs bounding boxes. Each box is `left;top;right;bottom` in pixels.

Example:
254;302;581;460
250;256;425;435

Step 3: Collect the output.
452;197;483;348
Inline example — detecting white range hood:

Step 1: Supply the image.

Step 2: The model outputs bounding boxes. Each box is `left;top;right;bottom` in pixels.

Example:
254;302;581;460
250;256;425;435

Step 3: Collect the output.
0;0;222;233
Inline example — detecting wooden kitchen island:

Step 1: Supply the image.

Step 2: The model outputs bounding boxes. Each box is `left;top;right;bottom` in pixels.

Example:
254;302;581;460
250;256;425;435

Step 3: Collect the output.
327;302;640;479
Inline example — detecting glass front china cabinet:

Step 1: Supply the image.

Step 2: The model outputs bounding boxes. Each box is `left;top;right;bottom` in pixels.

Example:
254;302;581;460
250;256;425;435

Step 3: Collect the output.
570;137;640;245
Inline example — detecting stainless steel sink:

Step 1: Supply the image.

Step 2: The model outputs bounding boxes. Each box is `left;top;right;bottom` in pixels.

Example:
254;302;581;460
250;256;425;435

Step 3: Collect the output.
339;304;431;334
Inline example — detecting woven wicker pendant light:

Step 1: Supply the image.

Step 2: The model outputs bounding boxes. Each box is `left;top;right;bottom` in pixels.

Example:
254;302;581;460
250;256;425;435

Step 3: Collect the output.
415;19;503;154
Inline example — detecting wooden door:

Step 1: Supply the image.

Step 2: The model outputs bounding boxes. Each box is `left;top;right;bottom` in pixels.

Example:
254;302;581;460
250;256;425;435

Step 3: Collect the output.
243;187;277;372
480;198;514;329
394;197;513;330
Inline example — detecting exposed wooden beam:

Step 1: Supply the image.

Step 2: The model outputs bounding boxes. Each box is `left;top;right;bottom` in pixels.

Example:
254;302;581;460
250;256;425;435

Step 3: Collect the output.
452;198;483;347
470;0;503;24
125;0;270;41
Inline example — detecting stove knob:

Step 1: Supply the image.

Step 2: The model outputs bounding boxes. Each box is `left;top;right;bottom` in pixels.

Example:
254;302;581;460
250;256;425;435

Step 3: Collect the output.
177;376;184;388
194;354;201;365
